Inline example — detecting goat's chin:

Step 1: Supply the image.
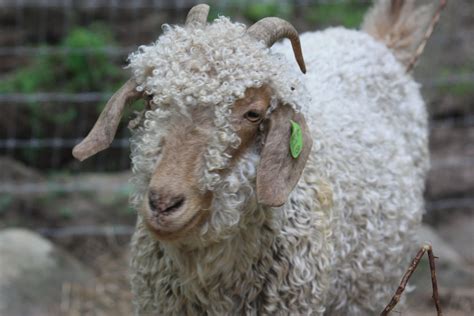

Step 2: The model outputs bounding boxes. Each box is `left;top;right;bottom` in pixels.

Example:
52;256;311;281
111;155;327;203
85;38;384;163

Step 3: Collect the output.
141;206;209;242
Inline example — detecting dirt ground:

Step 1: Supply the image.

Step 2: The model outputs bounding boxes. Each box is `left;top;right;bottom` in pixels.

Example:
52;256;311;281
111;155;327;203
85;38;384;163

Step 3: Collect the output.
52;238;474;315
1;158;472;315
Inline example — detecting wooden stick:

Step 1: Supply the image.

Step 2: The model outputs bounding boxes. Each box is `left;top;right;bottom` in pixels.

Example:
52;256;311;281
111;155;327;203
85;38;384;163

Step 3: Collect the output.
427;246;443;315
380;245;427;315
380;244;443;316
406;0;448;73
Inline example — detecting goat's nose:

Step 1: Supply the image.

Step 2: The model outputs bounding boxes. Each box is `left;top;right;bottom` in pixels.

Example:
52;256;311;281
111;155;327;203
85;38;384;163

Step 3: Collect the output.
148;191;185;215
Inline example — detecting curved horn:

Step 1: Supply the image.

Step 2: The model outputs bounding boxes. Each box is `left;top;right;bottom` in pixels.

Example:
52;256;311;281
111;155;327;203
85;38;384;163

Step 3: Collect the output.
72;79;141;161
247;17;306;74
185;4;210;27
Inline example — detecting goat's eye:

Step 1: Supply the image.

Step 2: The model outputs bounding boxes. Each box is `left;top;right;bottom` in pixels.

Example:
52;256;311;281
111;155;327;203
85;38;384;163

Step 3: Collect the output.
244;110;262;123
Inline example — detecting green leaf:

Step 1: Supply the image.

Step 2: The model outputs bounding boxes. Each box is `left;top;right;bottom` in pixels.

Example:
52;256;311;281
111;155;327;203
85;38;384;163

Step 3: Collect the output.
290;120;303;159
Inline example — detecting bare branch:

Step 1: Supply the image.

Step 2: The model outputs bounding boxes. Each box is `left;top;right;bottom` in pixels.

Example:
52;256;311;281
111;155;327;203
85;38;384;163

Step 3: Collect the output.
380;244;443;316
406;0;448;72
427;246;443;315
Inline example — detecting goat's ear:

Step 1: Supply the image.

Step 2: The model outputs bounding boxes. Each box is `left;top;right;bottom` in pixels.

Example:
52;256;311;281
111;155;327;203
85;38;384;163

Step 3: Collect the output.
256;104;313;207
72;79;141;161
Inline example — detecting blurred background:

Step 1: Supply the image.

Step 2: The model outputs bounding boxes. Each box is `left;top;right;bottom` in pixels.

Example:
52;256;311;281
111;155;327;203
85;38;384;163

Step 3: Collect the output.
0;0;472;315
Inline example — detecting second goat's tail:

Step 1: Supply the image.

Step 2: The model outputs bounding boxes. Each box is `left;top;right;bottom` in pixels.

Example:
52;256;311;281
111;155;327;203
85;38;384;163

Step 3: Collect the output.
361;0;447;71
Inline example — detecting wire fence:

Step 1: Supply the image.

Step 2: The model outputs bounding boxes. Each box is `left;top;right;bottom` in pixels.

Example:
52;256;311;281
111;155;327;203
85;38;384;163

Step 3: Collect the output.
0;0;472;180
0;0;472;245
27;193;474;237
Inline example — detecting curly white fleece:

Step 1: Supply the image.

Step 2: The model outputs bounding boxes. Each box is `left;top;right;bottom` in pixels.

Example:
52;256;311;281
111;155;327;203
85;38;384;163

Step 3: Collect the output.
128;19;429;316
128;17;306;192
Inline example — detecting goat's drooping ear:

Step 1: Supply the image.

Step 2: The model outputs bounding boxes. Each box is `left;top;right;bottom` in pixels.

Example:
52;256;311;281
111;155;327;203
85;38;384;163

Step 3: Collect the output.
72;79;141;161
256;104;313;207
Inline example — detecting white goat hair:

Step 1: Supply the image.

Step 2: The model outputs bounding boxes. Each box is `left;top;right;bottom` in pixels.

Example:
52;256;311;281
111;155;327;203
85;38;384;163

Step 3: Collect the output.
128;4;431;316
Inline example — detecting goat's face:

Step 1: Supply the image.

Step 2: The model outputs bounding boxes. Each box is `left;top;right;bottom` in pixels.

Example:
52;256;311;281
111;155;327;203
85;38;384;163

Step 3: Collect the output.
72;5;312;242
140;86;273;240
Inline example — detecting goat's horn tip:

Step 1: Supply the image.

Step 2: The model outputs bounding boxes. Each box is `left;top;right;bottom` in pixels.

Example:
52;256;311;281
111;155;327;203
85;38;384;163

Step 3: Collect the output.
72;144;91;162
72;139;106;162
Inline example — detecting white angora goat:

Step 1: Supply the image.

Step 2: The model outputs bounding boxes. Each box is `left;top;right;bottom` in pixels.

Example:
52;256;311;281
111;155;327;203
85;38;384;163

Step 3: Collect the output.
73;1;439;314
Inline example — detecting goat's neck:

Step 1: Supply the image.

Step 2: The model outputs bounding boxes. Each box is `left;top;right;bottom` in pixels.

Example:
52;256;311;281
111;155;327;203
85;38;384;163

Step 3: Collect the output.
160;206;277;289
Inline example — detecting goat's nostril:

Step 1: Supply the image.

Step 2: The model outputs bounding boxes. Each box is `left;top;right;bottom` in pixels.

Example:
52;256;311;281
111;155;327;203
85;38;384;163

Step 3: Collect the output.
163;197;185;214
148;191;160;213
148;192;185;215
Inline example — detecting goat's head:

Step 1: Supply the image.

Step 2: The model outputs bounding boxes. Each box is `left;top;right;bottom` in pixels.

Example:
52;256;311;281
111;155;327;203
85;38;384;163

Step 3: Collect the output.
73;4;313;242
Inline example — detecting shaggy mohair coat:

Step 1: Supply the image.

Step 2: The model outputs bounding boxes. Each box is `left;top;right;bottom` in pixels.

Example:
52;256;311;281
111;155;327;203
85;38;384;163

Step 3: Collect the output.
128;5;430;316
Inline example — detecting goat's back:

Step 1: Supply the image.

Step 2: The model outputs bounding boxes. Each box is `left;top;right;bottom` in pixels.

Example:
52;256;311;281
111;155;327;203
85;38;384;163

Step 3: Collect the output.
273;27;429;314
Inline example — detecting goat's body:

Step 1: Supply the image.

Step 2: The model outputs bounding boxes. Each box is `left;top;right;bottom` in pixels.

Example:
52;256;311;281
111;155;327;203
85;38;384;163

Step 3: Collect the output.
130;26;429;315
275;27;429;314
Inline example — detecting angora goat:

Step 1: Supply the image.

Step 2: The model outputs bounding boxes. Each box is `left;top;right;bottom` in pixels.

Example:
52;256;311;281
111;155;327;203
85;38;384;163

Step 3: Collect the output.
73;1;439;314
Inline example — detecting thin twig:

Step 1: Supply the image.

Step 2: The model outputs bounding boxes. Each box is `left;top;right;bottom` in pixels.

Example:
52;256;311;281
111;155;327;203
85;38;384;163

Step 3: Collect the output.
406;0;448;72
380;245;428;315
427;246;443;315
380;244;443;316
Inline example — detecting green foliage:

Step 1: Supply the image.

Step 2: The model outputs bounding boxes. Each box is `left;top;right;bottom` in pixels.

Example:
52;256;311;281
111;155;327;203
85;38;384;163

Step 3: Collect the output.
0;195;13;214
208;0;293;22
244;1;293;22
1;24;122;123
0;24;128;169
59;206;74;220
445;82;473;97
0;23;123;94
305;2;369;29
61;25;122;92
439;65;474;97
0;54;55;93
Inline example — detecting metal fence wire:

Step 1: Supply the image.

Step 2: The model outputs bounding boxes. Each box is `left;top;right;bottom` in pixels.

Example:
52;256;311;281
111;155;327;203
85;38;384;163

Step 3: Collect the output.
0;0;472;173
0;0;473;228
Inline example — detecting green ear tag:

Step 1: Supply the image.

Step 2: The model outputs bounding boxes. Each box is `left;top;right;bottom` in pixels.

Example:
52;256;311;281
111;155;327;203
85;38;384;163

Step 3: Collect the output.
290;120;303;159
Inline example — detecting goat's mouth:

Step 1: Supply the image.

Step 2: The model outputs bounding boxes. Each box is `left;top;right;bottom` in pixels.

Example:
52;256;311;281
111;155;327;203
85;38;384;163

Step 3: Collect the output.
142;200;208;241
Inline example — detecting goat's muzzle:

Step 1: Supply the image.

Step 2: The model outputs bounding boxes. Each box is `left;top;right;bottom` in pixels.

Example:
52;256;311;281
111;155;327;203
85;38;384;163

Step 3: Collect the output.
142;186;211;241
148;190;185;215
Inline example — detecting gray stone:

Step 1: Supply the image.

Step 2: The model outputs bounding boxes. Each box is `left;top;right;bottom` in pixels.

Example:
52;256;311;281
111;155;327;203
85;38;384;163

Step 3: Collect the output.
412;225;474;289
407;225;474;314
426;125;474;200
0;157;43;183
436;213;474;265
416;225;465;266
0;228;93;316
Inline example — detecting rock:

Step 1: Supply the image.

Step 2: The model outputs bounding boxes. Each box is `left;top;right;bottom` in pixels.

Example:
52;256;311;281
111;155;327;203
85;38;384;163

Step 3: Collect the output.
416;225;466;267
407;225;474;314
0;228;93;316
410;224;474;296
426;124;474;200
424;124;473;229
436;213;474;265
429;124;473;157
0;157;43;183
